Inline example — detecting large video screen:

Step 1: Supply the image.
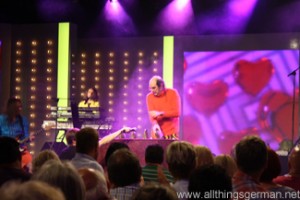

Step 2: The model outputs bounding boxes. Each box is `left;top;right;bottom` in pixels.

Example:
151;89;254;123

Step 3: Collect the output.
183;50;299;154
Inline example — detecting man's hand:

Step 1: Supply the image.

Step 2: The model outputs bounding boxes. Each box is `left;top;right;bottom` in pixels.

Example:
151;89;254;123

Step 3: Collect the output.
120;127;136;133
151;124;163;139
149;111;164;118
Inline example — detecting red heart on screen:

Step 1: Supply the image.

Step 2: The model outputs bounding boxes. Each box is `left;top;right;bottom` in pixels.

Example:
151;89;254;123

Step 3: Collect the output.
218;128;259;154
233;58;274;96
185;80;228;116
183;58;188;73
182;115;203;144
258;90;299;142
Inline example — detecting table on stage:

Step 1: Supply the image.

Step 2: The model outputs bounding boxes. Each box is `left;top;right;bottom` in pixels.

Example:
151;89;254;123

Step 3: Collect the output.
97;139;175;168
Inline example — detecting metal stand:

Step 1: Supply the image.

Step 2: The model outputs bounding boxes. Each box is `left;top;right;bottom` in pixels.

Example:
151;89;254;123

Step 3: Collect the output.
287;67;299;154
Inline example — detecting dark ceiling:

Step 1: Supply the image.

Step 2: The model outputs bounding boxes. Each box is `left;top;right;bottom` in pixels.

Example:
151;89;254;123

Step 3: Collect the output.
1;0;300;38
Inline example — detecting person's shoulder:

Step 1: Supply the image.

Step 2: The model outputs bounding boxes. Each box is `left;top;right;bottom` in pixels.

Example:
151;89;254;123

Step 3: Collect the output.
146;92;154;98
78;101;86;107
166;88;178;92
166;88;179;95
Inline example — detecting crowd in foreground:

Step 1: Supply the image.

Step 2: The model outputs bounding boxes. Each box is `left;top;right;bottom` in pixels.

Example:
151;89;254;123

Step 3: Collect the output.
0;127;299;200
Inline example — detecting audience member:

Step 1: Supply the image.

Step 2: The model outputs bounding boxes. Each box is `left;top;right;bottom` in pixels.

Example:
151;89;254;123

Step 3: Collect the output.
166;141;196;199
188;164;232;200
273;145;300;191
71;127;104;172
0;136;31;186
132;182;178;200
107;148;142;200
260;147;298;200
32;159;85;200
232;135;270;199
59;128;79;160
194;145;214;168
0;180;66;200
214;154;237;177
31;149;60;174
102;141;130;190
142;144;173;183
78;167;112;200
104;142;130;166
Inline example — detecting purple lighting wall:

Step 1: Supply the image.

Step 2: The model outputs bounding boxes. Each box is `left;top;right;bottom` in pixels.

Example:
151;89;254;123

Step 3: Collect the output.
183;50;299;155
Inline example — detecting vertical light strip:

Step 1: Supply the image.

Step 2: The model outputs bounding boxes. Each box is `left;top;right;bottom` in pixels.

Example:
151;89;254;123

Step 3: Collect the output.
163;36;174;88
57;22;70;107
57;22;70;143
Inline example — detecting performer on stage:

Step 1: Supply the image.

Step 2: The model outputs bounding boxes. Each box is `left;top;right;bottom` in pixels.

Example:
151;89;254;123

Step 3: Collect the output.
0;97;34;170
0;97;31;141
146;75;181;139
78;87;100;108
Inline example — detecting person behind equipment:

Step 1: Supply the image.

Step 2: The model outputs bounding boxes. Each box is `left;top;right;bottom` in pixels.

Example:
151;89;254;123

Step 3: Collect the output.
78;87;100;108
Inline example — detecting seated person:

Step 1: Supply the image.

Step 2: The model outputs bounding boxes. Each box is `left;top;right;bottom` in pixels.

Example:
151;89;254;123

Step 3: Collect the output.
59;128;79;160
0;180;65;200
0;136;31;186
189;164;232;200
78;167;112;200
32;150;60;174
273;145;300;191
108;149;142;200
132;182;178;200
142;144;173;183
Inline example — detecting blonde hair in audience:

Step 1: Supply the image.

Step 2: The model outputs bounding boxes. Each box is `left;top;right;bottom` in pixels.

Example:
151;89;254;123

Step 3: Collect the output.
194;145;214;168
78;167;111;200
0;180;66;200
214;154;237;177
32;160;85;200
31;149;60;174
166;141;196;179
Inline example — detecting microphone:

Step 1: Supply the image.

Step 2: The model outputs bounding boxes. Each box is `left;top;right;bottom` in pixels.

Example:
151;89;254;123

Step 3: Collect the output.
84;97;89;104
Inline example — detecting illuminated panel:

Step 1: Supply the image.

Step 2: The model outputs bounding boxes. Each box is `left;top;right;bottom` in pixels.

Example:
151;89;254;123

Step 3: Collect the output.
122;51;129;125
163;36;174;88
14;41;22;99
29;40;38;129
57;22;70;142
94;52;101;91
80;52;87;98
108;52;115;114
57;22;70;107
136;51;144;130
46;40;55;118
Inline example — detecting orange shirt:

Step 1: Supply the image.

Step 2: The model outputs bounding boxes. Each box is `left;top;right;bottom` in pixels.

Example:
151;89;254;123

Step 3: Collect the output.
146;88;181;136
